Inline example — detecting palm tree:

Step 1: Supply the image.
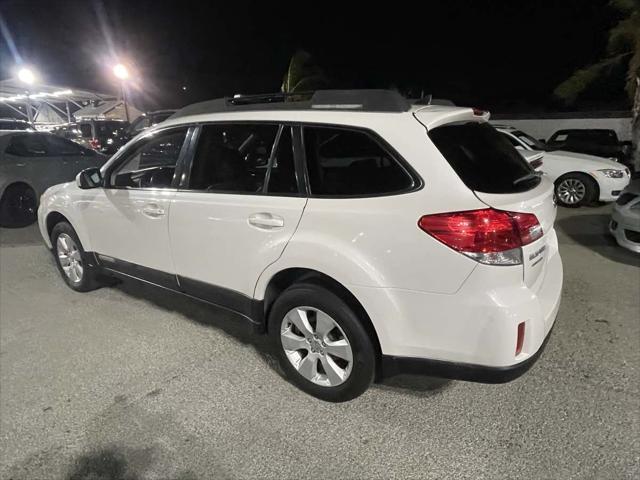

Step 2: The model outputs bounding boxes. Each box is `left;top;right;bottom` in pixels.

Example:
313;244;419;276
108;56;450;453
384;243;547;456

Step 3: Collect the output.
554;0;639;167
281;50;329;95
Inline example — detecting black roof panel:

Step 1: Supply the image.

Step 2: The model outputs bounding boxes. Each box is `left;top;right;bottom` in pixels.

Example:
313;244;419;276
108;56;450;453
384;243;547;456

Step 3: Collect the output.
170;89;411;119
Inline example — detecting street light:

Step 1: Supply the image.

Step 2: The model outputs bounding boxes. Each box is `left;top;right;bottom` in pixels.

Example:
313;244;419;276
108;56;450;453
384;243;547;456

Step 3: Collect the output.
113;63;129;80
17;67;36;85
17;67;37;124
112;63;130;121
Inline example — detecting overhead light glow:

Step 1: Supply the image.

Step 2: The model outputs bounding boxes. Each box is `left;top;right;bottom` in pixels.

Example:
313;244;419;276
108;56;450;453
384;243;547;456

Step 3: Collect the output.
113;63;129;80
17;67;36;85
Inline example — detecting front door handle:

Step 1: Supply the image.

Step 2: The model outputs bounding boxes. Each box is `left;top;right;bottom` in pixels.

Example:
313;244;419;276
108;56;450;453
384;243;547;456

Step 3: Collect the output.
248;212;284;229
142;204;166;218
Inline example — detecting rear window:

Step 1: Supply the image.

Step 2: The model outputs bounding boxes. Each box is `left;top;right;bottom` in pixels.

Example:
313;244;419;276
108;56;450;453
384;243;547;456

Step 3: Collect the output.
429;122;540;193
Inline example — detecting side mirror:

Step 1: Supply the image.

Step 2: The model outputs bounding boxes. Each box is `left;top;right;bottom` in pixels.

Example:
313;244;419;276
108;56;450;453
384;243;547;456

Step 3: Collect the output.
76;167;103;189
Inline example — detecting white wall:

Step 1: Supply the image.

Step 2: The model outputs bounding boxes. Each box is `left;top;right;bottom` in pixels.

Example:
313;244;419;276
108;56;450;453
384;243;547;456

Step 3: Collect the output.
490;115;633;142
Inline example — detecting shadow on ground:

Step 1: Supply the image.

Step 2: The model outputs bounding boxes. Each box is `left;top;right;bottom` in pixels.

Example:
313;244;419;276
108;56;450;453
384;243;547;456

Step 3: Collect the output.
66;446;196;480
556;213;640;267
113;278;451;398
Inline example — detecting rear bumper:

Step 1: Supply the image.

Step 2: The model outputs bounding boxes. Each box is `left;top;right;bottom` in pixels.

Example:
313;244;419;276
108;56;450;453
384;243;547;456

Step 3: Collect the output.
381;321;555;382
351;230;563;371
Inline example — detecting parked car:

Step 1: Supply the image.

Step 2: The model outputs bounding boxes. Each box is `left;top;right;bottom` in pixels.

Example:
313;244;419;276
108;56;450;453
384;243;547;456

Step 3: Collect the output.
121;110;176;142
38;90;562;401
56;119;129;155
0;118;35;131
610;179;640;253
546;128;633;170
0;131;107;227
496;125;630;207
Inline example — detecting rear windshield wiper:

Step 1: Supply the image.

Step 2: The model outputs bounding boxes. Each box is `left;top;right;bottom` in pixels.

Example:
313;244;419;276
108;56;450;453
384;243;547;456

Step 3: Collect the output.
513;171;543;186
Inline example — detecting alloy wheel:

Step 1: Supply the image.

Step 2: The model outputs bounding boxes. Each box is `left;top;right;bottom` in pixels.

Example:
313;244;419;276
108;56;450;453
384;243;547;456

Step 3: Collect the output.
557;178;586;205
56;233;83;284
280;306;353;387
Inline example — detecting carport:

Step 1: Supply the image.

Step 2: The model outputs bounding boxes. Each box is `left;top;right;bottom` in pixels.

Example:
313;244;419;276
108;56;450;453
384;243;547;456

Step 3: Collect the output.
0;78;117;127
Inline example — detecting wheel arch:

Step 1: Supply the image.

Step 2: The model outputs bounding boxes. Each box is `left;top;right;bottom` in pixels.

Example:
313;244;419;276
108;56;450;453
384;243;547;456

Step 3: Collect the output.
45;211;72;239
261;267;383;375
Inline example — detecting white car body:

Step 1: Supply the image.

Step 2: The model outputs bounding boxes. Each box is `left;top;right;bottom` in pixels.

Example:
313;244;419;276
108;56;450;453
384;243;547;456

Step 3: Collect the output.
38;93;563;386
497;125;630;202
610;179;640;253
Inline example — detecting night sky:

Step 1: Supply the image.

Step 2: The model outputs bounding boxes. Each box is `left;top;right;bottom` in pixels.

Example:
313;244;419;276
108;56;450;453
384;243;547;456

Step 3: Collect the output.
0;0;628;112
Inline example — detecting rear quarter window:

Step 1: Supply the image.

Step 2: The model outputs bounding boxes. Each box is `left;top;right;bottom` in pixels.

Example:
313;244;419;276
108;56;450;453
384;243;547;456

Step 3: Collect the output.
429;122;539;194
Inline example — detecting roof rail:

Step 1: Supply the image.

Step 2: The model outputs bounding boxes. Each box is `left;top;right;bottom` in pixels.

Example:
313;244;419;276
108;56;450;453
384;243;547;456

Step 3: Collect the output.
170;89;411;119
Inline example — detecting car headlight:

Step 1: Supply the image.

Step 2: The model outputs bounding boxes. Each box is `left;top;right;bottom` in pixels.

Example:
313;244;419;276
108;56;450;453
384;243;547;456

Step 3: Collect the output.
597;169;624;178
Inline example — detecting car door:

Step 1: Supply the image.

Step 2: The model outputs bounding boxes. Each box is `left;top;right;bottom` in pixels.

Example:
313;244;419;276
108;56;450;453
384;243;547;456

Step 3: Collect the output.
80;126;191;284
2;133;76;193
168;123;307;313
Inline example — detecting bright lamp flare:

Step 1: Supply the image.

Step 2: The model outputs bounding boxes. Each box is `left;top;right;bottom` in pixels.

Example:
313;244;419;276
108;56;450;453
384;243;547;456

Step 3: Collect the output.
113;63;129;80
17;67;35;85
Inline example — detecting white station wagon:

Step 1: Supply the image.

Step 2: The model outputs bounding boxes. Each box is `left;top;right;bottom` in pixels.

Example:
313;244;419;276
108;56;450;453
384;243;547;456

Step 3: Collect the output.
38;90;563;401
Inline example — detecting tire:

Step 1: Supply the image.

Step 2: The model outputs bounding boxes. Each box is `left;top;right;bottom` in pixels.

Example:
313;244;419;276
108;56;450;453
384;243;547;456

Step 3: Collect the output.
50;221;102;292
554;173;597;207
268;283;375;402
0;183;37;227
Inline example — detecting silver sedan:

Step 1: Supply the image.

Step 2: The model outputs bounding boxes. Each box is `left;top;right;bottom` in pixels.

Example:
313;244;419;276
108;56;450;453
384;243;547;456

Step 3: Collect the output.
0;131;107;227
610;178;640;253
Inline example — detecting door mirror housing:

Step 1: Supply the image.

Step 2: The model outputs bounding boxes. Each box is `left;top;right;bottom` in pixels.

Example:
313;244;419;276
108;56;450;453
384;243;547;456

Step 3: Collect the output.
76;167;103;189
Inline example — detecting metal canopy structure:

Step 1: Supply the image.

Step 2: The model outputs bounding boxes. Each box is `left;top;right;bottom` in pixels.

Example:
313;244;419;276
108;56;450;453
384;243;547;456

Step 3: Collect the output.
0;77;118;126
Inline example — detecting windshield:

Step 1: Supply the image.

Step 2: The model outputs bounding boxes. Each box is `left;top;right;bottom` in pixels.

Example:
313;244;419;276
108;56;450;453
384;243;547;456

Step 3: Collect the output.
512;130;551;151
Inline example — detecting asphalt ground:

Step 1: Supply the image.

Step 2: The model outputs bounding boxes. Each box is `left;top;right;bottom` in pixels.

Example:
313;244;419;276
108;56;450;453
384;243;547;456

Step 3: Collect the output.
0;204;639;479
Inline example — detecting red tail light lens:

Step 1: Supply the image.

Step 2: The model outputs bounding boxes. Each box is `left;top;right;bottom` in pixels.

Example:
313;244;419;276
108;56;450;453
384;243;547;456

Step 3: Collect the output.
89;138;101;150
418;208;542;265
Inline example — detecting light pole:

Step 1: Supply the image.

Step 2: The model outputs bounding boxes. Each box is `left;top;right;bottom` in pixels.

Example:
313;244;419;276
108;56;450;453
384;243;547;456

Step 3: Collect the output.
17;67;36;124
113;63;130;122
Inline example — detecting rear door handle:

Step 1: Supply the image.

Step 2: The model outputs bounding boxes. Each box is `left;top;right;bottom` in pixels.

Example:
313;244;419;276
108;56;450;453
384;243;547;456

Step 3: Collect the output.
142;204;166;218
248;212;284;229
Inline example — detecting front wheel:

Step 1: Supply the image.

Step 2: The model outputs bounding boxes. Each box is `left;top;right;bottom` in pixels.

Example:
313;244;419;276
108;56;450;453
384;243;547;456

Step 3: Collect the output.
0;183;37;227
51;221;102;292
269;283;375;402
555;173;597;207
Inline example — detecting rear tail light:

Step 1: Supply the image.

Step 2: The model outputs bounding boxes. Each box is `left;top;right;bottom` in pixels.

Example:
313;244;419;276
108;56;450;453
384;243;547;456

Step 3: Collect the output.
530;158;543;170
418;208;543;265
516;322;525;355
89;138;101;150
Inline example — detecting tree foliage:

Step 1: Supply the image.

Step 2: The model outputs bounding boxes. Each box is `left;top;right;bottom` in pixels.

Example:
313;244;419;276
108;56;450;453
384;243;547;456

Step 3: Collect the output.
281;50;329;94
554;0;639;105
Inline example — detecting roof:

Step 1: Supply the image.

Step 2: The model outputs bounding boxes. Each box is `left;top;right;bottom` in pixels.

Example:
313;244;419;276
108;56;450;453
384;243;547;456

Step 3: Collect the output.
72;100;142;121
0;78;116;104
170;90;412;119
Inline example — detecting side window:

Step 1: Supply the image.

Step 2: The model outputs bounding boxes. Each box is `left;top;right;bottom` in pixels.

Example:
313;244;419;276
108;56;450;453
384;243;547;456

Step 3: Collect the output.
45;135;86;156
5;134;48;156
266;127;298;194
303;127;414;196
110;128;188;189
189;124;278;193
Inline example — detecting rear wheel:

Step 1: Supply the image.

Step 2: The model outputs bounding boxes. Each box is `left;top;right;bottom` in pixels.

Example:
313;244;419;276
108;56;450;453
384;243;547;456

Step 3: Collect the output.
0;183;37;227
555;173;597;207
51;222;102;292
269;283;375;402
